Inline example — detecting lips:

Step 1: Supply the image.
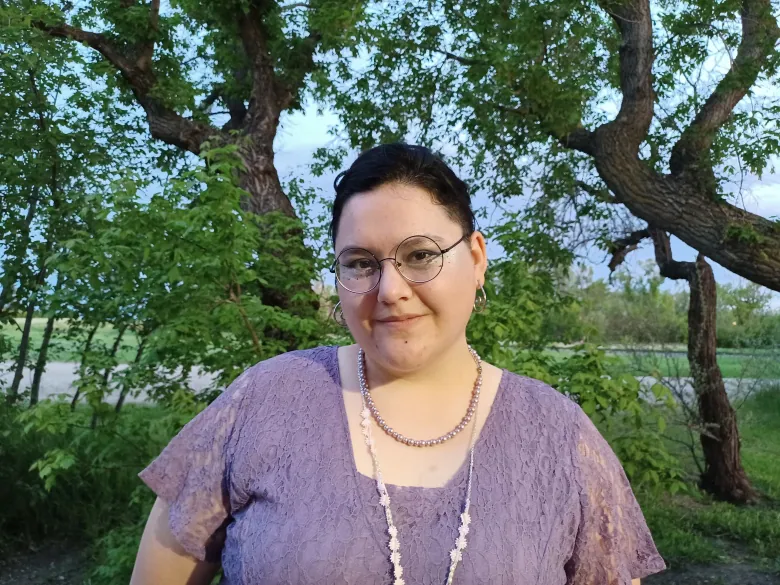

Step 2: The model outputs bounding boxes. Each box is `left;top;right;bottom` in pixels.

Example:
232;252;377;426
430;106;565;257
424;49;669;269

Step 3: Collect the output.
377;315;423;325
377;315;423;322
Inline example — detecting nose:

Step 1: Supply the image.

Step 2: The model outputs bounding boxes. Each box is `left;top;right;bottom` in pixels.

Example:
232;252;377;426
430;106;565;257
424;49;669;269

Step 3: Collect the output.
376;257;412;303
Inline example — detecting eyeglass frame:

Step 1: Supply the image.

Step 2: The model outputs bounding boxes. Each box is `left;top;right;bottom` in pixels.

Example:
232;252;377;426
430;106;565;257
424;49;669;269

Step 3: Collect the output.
330;233;471;294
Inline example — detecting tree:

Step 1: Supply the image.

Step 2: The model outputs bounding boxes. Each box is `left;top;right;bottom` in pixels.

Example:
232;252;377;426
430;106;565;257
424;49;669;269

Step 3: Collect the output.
317;0;780;290
1;4;143;403
315;0;779;502
27;0;363;218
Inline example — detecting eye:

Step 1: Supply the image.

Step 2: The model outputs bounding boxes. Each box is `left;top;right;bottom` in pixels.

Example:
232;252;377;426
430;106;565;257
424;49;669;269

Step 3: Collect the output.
345;258;375;271
409;250;438;262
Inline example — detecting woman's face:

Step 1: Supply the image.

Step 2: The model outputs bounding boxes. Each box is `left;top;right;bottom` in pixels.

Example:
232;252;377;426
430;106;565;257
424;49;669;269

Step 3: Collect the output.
334;182;488;374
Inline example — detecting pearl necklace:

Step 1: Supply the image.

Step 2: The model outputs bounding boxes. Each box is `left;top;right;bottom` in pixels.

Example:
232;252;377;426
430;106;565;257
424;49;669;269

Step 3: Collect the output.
357;346;481;585
361;347;483;447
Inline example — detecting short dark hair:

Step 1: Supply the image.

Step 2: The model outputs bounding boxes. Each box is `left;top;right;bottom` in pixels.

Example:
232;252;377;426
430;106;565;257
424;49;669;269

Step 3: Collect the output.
330;143;476;246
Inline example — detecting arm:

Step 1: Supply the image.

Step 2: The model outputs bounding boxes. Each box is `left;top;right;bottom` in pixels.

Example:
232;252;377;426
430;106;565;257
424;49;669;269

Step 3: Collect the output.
130;497;221;585
633;580;641;585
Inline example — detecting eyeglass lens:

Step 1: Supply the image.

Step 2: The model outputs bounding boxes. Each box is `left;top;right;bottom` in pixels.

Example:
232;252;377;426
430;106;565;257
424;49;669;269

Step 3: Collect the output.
335;235;445;293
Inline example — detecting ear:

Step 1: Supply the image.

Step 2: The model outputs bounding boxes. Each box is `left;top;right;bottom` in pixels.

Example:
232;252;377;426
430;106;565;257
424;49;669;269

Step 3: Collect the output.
468;231;488;286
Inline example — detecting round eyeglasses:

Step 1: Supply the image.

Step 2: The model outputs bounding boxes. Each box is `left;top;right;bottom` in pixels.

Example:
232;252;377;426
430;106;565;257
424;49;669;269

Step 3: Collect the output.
331;234;469;294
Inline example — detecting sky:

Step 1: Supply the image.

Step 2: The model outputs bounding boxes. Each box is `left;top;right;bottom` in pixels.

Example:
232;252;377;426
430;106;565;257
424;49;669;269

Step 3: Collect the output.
273;104;780;310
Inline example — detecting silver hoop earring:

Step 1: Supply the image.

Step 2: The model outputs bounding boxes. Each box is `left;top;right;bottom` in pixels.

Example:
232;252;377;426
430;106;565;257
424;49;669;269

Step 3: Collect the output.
473;284;487;313
331;301;348;327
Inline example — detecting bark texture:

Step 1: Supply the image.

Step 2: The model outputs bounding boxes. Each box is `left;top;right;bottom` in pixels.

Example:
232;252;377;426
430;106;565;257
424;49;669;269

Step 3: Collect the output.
686;255;757;503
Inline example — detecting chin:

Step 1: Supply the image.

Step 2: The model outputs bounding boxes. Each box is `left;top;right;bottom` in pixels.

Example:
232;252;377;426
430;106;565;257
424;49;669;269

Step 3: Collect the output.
368;336;432;370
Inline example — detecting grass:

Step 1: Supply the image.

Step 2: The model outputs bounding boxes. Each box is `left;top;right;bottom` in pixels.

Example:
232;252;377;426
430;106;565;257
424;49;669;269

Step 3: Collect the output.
629;386;780;570
542;348;780;380
624;354;780;380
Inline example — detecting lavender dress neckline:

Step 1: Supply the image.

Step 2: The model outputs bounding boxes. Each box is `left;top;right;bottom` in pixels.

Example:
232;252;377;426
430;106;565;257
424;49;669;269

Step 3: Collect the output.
330;345;510;493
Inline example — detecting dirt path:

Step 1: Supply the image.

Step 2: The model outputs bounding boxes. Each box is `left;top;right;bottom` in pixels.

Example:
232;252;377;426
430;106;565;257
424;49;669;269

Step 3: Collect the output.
0;542;89;585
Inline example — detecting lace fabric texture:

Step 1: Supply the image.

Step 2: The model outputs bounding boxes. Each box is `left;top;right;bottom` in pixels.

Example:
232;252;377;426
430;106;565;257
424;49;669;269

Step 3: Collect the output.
139;345;666;584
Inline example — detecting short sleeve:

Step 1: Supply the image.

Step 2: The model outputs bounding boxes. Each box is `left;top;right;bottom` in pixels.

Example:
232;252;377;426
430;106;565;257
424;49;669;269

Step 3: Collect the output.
565;408;666;584
138;367;255;562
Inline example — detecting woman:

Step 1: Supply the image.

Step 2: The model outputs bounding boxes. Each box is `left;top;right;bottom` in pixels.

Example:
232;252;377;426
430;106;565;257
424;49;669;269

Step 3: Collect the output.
130;144;666;585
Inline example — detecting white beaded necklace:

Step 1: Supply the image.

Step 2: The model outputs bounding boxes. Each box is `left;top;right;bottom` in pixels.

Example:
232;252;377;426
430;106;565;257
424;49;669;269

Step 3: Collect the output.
357;346;482;585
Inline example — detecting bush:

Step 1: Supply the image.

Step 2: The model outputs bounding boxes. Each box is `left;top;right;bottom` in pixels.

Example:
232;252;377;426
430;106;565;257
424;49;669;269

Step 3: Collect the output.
0;395;208;580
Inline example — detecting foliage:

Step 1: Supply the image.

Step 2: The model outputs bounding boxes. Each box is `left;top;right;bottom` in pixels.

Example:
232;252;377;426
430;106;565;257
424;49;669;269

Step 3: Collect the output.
0;0;150;326
0;400;158;551
314;0;780;295
539;262;780;350
717;281;780;349
5;0;778;576
40;144;329;410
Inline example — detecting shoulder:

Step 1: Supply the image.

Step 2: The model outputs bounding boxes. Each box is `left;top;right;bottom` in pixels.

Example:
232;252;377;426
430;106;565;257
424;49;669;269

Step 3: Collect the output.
233;345;337;410
500;370;584;429
502;374;627;490
499;371;605;472
242;345;336;385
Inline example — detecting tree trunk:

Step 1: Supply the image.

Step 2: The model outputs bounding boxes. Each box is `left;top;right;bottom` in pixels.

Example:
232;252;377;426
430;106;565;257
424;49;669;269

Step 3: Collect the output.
30;315;56;406
591;136;780;293
236;143;320;315
0;187;39;318
88;324;128;428
638;230;758;503
70;324;99;410
29;273;65;405
101;324;127;387
237;144;295;217
688;254;759;503
7;299;35;404
115;335;148;414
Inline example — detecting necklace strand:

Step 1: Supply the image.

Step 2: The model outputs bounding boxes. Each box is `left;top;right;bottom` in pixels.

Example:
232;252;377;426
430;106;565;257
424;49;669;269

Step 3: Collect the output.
357;346;482;585
360;349;483;447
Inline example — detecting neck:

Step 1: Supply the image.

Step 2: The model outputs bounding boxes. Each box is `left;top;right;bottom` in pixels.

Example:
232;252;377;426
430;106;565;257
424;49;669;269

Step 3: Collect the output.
359;339;480;399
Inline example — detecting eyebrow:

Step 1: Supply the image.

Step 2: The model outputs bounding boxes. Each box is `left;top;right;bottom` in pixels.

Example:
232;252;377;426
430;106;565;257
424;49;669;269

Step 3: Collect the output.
338;233;448;252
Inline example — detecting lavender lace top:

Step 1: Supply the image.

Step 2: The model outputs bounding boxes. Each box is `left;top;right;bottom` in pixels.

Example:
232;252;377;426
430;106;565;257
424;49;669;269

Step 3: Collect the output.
139;345;666;584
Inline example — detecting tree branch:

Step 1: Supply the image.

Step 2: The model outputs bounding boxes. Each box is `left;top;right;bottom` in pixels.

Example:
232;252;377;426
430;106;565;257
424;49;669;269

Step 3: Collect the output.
648;227;695;281
237;2;282;140
276;31;322;111
607;228;650;272
596;0;655;150
436;49;488;67
575;180;618;203
33;19;219;154
137;0;160;70
199;85;224;112
32;21;137;76
280;2;311;11
669;0;780;178
495;103;596;155
559;127;597;155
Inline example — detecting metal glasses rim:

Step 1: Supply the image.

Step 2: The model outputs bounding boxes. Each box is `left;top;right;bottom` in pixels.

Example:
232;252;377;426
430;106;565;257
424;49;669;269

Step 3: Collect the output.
331;233;470;294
